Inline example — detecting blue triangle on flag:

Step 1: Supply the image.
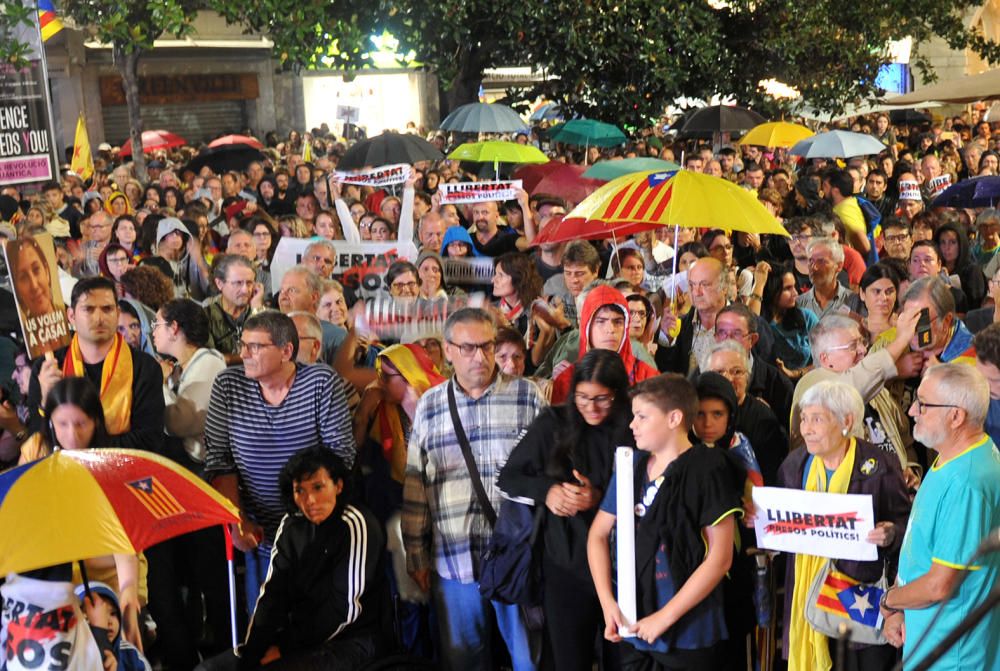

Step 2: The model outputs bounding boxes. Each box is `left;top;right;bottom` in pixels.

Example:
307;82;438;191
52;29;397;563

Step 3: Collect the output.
836;584;883;628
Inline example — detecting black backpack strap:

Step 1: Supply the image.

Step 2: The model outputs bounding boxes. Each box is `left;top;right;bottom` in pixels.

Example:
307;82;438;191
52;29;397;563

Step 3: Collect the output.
448;380;497;527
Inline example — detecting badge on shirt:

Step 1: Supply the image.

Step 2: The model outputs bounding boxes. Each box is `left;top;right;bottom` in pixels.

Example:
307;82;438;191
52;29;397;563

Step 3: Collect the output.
860;458;878;476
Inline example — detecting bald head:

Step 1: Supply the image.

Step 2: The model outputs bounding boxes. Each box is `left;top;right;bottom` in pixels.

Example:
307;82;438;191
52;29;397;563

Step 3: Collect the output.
688;257;727;314
418;211;446;251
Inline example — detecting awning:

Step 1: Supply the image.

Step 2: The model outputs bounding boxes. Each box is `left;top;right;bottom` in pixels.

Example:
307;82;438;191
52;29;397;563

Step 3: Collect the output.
885;68;1000;105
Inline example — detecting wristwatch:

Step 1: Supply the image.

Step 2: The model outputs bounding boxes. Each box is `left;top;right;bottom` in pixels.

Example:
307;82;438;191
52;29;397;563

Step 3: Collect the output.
880;587;902;615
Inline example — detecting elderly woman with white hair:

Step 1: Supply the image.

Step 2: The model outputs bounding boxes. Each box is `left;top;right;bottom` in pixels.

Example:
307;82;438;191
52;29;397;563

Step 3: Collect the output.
778;380;911;671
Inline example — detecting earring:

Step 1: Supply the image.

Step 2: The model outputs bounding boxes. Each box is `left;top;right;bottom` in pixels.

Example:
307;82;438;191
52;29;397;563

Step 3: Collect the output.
841;428;849;437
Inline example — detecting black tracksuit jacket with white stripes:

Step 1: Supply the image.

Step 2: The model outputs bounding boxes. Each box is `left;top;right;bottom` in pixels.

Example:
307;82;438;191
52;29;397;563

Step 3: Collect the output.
239;503;387;667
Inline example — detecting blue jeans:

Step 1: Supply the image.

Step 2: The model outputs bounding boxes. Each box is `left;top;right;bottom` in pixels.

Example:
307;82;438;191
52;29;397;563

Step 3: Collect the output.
432;573;536;671
243;545;271;614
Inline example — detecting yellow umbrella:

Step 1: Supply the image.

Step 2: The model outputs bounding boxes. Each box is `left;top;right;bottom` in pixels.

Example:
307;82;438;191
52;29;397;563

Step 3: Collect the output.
738;121;814;148
447;140;548;179
564;169;789;238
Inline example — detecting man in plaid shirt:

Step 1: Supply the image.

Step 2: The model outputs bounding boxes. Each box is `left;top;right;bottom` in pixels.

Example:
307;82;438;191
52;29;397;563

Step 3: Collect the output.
403;307;545;670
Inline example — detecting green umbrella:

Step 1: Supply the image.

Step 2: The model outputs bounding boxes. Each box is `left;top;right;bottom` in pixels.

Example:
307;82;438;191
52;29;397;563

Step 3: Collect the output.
548;119;627;148
583;157;681;181
447;141;548;179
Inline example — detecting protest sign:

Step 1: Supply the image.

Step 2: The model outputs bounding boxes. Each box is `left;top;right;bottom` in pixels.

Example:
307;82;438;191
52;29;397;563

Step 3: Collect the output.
439;180;523;204
270;236;418;298
614;447;638;637
358;294;487;341
3;233;71;358
0;61;56;185
929;174;952;197
336;105;360;124
752;486;877;561
443;257;495;286
333;163;410;188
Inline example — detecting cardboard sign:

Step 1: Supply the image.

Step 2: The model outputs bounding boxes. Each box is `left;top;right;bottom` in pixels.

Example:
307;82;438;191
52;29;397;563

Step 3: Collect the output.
3;233;71;358
270;236;418;298
336;105;360;123
439;180;523;204
752;486;877;561
333;163;411;188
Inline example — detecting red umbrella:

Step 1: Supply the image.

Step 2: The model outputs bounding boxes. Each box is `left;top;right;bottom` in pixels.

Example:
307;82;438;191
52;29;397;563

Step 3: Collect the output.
531;166;604;206
513;161;564;192
209;134;264;150
118;130;187;157
531;214;655;246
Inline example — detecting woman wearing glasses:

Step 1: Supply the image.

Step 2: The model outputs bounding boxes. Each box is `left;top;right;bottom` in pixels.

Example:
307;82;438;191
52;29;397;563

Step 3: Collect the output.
777;380;910;671
148;298;229;668
499;350;632;671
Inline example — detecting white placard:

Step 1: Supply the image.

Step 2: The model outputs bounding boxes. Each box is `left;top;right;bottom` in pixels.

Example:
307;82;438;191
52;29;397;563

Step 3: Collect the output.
336;105;360;124
334;163;411;187
270;236;418;297
752;486;877;561
615;447;637;637
439;179;523;204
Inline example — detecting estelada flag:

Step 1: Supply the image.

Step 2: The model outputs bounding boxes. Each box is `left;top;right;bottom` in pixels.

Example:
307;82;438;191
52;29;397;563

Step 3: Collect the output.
815;568;885;629
37;0;63;41
71;113;94;181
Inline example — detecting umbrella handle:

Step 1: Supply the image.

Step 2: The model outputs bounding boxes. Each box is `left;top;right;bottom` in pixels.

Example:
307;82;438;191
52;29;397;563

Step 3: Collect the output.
78;560;92;601
223;525;239;649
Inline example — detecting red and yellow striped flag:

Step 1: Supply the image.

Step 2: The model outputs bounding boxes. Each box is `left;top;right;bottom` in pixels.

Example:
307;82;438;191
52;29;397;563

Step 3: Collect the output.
126;476;186;520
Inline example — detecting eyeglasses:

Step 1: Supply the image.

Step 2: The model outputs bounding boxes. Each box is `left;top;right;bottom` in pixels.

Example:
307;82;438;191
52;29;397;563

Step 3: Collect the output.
107;256;129;265
151;320;170;330
715;329;748;341
239;341;277;355
913;398;959;414
629;309;648;320
791;234;814;243
713;367;748;378
574;392;615;409
391;281;419;291
808;256;834;267
447;340;496;357
827;337;866;352
884;233;910;243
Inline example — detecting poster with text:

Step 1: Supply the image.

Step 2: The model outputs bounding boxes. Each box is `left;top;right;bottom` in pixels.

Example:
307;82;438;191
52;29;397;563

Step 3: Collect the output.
752;486;877;561
0;60;56;186
3;232;71;358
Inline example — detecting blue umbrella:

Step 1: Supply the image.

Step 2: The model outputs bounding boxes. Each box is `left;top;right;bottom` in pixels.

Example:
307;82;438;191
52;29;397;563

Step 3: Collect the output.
439;102;529;134
583;157;681;181
932;176;1000;209
529;102;563;122
789;130;886;159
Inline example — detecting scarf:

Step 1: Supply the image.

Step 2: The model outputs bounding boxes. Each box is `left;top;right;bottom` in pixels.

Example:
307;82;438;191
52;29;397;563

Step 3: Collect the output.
789;438;857;671
372;344;445;482
62;332;133;435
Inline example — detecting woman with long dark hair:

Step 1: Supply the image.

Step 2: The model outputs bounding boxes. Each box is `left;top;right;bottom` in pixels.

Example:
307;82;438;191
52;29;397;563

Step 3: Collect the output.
492;251;543;338
934;221;986;309
757;262;819;370
498;349;633;671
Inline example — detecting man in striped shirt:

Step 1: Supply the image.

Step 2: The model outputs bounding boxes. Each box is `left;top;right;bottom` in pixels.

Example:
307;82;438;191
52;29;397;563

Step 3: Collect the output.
204;310;355;605
403;308;545;670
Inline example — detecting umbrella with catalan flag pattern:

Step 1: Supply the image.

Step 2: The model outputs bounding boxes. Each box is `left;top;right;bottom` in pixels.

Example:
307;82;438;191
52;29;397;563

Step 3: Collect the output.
0;448;240;576
559;169;790;240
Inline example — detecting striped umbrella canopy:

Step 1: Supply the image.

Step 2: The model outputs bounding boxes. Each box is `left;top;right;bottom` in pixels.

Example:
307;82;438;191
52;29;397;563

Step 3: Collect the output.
561;169;790;239
439;102;529;134
0;448;240;575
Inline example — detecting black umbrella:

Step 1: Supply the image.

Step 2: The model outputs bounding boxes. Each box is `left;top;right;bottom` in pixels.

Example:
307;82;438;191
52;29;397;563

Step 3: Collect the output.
186;143;265;175
339;132;444;170
888;108;932;125
671;105;766;138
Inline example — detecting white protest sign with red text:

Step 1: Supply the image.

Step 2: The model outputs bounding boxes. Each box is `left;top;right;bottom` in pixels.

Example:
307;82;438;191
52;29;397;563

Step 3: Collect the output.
752;486;877;561
439;179;523;204
333;163;411;188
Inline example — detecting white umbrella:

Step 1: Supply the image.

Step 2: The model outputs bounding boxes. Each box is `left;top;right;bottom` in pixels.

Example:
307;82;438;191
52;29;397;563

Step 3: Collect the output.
789;130;886;159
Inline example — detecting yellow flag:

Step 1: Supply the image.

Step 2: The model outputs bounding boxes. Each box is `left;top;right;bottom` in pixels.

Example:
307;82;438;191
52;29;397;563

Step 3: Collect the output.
71;114;94;181
302;134;313;163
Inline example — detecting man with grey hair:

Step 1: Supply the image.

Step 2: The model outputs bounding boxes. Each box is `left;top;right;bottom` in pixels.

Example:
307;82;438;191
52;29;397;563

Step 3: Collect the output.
288;309;359;413
417;210;446;253
402;307;544;670
881;363;1000;668
205;310;355;602
204;254;264;364
795;237;852;318
658;257;730;374
277;264;346;364
705;340;787;483
302;238;337;280
901;276;977;370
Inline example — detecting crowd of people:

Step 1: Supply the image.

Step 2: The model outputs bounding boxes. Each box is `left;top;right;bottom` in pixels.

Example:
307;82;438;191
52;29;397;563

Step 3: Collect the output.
2;108;1000;671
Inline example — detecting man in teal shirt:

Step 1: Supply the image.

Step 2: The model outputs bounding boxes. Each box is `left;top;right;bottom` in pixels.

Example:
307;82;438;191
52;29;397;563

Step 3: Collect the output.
880;363;1000;670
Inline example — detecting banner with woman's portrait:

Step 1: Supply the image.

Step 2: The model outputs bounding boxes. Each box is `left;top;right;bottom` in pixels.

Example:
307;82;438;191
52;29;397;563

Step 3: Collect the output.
3;232;70;358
